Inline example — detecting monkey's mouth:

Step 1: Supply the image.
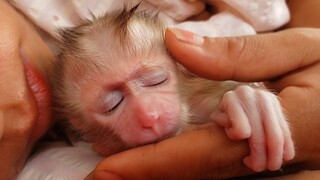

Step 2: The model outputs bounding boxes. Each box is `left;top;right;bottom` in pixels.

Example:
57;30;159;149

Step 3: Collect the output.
22;54;52;140
131;126;181;148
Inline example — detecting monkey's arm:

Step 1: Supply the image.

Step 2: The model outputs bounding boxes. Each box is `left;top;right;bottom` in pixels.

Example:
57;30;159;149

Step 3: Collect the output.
211;85;295;172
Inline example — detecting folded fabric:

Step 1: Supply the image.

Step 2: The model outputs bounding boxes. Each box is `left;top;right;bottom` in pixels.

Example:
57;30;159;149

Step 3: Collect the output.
12;0;289;40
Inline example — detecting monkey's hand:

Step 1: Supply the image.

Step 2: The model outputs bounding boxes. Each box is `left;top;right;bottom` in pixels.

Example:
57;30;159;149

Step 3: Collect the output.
211;85;295;172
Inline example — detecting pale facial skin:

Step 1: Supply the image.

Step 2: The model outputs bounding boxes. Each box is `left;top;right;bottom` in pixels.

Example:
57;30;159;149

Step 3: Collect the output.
0;1;54;179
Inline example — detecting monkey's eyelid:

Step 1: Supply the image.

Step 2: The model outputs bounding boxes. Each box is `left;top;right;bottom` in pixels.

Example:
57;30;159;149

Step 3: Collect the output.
140;71;169;87
104;96;124;115
102;91;123;114
148;77;168;87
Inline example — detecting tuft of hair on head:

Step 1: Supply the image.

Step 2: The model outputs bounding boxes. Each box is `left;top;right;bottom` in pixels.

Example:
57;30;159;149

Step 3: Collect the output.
59;3;171;57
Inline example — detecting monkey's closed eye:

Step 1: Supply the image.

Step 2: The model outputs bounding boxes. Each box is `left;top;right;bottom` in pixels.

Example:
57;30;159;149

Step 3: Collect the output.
103;91;124;115
141;70;168;87
149;77;167;87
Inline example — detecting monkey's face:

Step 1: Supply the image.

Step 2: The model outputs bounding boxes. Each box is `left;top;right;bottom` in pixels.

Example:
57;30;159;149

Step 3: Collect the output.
54;5;187;155
63;51;188;155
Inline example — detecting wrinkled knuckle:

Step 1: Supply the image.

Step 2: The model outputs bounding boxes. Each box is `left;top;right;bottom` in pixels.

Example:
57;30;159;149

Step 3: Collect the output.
225;37;247;58
256;90;281;110
234;85;254;99
235;85;253;93
255;89;269;101
223;90;234;100
256;88;276;98
225;36;261;80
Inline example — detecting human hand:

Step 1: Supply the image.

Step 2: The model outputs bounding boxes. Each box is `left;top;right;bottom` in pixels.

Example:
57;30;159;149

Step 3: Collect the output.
85;27;320;179
164;27;320;172
0;1;53;179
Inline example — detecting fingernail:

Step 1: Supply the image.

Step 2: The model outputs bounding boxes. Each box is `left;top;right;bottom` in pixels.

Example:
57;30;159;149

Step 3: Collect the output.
168;28;204;46
94;171;123;180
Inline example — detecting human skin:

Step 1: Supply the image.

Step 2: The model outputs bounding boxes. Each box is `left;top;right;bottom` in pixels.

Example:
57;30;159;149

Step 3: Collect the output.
86;0;320;179
285;0;320;28
0;1;54;179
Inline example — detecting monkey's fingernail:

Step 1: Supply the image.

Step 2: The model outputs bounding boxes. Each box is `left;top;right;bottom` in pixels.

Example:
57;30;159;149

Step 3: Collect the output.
168;28;204;46
94;171;123;180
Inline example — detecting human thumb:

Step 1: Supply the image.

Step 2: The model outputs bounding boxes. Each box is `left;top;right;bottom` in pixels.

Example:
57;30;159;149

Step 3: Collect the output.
165;28;320;82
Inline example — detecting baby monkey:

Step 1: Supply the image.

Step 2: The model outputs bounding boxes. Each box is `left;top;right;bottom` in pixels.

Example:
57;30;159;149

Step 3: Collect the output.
51;5;294;172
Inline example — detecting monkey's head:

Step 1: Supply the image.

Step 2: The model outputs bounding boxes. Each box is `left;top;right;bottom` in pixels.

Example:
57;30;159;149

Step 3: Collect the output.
52;5;189;155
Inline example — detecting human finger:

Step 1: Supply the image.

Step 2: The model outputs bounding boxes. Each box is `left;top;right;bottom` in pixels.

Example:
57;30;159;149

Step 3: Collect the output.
165;28;320;82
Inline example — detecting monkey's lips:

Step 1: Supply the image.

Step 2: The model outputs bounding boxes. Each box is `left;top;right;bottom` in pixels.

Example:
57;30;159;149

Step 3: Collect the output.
22;56;52;141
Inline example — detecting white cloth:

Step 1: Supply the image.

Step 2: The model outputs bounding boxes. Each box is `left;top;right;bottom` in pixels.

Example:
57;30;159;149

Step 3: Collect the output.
12;0;289;39
224;0;290;32
11;0;290;179
17;142;104;180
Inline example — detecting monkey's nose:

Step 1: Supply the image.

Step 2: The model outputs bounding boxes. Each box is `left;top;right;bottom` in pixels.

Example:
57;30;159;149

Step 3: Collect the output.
138;110;160;128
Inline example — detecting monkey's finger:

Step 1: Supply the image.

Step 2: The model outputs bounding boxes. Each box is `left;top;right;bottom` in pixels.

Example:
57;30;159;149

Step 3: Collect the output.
282;122;295;162
85;124;252;180
230;86;267;172
274;93;295;161
165;28;320;82
217;90;251;140
257;91;285;171
210;110;231;128
243;118;268;173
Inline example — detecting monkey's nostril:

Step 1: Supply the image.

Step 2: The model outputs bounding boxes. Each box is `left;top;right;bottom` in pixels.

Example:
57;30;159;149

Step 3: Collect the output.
150;110;160;120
